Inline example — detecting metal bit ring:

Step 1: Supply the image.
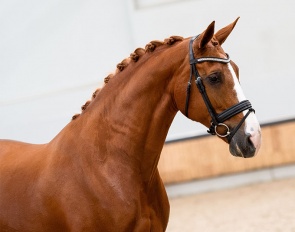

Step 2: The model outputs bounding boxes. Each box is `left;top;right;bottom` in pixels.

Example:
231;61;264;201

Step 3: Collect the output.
215;123;230;138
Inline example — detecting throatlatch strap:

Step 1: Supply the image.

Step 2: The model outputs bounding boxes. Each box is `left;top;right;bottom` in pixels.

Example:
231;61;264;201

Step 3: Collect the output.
185;67;194;117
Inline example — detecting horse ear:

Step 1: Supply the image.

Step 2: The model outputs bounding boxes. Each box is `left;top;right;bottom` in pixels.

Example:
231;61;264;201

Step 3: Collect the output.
199;21;215;48
215;17;240;45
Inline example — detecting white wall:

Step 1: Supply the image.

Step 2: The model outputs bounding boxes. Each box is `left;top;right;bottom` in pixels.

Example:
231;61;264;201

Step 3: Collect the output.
1;0;294;143
0;0;133;142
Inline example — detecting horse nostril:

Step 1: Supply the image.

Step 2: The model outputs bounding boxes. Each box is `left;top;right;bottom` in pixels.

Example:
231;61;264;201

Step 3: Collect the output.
246;133;252;145
245;133;256;157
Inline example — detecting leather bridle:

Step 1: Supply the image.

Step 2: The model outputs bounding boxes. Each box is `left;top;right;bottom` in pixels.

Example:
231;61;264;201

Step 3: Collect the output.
185;35;255;142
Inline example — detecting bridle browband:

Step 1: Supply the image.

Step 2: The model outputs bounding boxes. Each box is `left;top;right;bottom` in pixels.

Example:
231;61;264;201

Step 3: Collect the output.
185;35;255;142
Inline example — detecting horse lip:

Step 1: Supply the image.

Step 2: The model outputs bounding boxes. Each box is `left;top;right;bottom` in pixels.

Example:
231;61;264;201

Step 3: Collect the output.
240;146;256;158
229;135;257;158
229;147;255;158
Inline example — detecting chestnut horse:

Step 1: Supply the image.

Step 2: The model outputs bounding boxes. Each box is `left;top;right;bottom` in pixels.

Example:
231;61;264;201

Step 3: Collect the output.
0;19;261;231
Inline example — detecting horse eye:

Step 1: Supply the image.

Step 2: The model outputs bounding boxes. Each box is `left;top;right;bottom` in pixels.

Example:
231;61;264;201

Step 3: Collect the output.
208;73;220;84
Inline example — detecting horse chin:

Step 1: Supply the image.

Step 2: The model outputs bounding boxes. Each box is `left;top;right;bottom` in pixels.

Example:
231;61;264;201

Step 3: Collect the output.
229;131;258;158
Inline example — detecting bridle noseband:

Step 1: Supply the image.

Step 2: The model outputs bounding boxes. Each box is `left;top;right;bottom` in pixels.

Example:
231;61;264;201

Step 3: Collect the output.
185;35;255;142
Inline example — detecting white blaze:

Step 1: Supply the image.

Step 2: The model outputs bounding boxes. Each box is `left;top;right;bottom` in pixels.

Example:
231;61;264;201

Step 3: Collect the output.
228;64;261;155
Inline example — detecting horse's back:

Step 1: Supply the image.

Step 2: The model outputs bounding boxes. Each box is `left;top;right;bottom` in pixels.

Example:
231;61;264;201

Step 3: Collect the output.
0;140;51;231
0;139;46;176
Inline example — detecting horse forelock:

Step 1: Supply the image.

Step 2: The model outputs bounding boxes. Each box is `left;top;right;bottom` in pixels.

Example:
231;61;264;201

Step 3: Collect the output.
71;35;184;120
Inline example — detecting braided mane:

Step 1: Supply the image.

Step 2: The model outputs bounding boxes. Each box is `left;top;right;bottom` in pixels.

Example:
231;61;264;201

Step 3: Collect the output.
72;36;184;120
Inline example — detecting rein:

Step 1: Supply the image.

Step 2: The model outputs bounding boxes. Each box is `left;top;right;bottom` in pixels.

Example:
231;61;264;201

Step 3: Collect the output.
185;35;255;142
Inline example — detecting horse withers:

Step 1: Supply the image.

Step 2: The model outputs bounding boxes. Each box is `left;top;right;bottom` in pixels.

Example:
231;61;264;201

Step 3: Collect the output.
0;18;261;231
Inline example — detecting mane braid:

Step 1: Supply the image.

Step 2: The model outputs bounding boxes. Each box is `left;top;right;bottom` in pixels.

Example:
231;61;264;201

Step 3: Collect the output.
71;88;101;120
116;58;131;72
104;74;114;84
71;35;184;120
130;48;145;62
164;36;184;45
81;100;91;111
145;40;164;52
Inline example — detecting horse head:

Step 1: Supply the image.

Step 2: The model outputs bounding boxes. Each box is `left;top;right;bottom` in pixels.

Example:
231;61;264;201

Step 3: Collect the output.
174;18;261;158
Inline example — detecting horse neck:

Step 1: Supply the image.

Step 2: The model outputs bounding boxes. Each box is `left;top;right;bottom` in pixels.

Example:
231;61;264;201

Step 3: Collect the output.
51;42;187;186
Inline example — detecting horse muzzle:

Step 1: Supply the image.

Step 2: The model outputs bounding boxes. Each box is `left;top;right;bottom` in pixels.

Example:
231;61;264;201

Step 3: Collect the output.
229;128;261;158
